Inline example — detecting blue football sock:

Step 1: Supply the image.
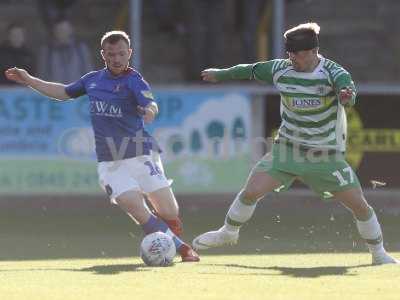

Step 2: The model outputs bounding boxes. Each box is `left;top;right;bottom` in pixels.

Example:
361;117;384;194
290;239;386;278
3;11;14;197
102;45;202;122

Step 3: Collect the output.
141;214;183;249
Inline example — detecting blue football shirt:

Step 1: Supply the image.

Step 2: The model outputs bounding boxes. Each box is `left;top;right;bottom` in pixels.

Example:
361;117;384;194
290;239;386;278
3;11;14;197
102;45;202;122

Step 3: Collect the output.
65;67;160;162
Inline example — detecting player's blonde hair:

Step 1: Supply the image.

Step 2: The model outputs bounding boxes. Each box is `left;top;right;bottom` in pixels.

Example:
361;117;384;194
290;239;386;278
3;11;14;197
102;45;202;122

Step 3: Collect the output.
284;22;320;38
101;30;131;49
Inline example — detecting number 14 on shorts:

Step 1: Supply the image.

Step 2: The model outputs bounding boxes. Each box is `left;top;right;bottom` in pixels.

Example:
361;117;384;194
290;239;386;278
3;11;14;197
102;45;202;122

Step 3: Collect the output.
332;167;354;186
144;161;162;176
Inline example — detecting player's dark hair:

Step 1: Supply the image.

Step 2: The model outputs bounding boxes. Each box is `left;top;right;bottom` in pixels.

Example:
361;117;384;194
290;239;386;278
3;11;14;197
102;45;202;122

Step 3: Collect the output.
284;22;320;52
101;31;131;49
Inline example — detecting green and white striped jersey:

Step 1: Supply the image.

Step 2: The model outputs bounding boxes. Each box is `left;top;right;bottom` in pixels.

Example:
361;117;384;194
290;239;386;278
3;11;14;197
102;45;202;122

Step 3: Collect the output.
215;55;356;152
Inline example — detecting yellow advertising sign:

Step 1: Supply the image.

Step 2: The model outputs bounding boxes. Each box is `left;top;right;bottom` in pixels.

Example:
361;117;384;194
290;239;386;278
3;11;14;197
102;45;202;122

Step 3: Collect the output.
346;108;400;168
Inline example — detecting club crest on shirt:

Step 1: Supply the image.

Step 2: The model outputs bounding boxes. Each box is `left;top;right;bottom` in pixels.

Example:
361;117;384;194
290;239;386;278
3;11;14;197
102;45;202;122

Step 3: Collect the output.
113;84;125;93
316;85;327;95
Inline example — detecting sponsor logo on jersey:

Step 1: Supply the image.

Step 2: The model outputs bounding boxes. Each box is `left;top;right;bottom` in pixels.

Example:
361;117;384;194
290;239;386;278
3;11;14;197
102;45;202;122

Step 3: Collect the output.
90;100;123;117
292;98;322;108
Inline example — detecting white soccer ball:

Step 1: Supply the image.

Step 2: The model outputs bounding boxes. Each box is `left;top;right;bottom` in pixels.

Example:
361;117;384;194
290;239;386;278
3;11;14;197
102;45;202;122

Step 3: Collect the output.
140;232;176;266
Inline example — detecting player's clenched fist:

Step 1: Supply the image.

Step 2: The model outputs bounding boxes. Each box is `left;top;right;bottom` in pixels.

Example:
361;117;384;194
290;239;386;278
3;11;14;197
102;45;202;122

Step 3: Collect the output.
201;68;219;83
339;87;355;105
137;105;156;124
4;67;31;85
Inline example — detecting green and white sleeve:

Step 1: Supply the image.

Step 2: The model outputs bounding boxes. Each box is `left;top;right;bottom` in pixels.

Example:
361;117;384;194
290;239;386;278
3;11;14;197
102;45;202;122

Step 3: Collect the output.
214;60;282;84
324;60;357;106
334;72;357;106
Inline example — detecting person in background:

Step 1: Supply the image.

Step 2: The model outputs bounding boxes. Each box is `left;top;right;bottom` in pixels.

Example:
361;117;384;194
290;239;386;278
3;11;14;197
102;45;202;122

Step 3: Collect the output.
36;0;78;30
0;23;36;85
37;19;93;84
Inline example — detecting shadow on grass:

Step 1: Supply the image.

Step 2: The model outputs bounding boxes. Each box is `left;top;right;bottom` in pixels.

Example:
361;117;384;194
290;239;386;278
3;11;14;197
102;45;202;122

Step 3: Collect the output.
0;262;376;277
0;263;153;275
203;263;372;278
75;263;149;275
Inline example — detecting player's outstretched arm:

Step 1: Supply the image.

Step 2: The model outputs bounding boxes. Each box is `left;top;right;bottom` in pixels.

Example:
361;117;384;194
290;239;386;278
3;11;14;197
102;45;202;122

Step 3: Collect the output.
4;67;71;101
201;64;255;83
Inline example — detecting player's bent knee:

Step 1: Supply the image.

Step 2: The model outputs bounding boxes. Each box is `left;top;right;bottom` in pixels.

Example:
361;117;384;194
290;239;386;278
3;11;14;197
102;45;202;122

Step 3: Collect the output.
351;204;372;221
336;191;371;220
242;188;264;204
116;198;141;212
115;191;143;209
243;172;280;203
148;187;179;219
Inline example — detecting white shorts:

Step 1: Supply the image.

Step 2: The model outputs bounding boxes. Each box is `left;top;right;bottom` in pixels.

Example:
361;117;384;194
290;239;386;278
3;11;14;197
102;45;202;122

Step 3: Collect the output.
97;152;171;203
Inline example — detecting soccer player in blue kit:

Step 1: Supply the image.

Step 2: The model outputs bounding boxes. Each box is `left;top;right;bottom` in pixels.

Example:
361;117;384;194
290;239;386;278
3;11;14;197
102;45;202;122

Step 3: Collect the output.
5;31;200;262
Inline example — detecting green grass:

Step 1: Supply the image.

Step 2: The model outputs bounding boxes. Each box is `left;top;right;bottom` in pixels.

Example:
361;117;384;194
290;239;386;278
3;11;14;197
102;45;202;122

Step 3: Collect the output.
0;204;398;300
0;254;399;300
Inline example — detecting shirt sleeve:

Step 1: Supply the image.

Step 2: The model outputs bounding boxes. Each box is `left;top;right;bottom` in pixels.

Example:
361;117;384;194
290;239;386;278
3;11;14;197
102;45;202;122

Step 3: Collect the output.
132;76;155;107
252;60;276;84
214;59;281;84
65;77;86;98
334;71;357;106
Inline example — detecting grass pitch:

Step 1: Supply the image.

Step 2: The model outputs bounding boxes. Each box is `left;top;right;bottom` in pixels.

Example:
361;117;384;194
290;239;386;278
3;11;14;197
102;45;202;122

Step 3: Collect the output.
1;253;399;300
0;200;399;300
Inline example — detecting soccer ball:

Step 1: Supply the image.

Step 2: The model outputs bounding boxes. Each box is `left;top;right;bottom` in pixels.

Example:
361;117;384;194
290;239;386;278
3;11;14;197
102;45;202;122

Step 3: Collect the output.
140;232;176;266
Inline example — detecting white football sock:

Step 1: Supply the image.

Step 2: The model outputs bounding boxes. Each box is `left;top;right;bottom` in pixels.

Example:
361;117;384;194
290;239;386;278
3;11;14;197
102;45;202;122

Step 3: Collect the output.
356;208;385;254
224;190;258;232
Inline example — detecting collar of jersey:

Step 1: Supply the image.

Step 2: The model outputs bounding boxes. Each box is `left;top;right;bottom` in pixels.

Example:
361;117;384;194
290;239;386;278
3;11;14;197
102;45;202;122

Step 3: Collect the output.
104;67;134;79
311;54;325;74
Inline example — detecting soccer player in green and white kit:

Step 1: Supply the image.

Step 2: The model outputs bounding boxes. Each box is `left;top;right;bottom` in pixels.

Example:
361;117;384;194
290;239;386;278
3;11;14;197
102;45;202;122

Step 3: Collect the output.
192;22;398;265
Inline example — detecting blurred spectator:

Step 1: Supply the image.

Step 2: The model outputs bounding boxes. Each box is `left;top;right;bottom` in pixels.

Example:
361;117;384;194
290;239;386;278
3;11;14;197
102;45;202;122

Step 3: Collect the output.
183;0;225;81
37;19;93;83
36;0;78;31
236;0;269;62
0;23;36;85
